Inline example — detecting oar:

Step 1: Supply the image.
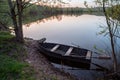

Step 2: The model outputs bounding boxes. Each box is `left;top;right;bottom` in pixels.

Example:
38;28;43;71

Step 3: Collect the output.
64;55;111;59
91;62;109;71
93;55;111;59
59;62;109;71
66;68;107;71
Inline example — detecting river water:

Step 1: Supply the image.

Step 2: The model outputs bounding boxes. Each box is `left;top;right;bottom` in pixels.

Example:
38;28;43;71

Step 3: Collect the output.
23;14;118;80
23;14;110;50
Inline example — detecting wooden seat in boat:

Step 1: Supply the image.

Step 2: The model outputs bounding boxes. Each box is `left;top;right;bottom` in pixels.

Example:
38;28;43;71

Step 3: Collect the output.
86;51;92;59
65;47;73;56
51;45;60;52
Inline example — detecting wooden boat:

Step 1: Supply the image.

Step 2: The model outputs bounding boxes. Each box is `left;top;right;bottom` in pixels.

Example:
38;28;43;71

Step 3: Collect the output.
38;38;92;69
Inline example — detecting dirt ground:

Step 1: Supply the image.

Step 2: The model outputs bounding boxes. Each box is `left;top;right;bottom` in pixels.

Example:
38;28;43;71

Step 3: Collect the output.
24;38;77;80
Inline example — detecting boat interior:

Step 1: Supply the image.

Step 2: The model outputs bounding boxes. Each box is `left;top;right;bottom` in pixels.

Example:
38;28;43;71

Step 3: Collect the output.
41;43;92;59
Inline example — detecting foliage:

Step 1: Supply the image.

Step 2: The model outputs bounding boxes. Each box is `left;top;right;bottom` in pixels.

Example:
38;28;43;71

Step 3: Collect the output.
95;0;120;74
0;31;14;41
0;0;11;27
22;5;42;24
107;5;120;21
0;0;102;27
0;31;15;54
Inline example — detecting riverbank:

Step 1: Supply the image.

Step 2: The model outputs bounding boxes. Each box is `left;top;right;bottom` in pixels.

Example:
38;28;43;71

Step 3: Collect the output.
0;31;76;80
24;38;77;80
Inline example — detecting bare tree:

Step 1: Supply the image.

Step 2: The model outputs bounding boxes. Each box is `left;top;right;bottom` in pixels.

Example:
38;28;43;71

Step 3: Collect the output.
7;0;26;43
95;0;120;73
7;0;64;43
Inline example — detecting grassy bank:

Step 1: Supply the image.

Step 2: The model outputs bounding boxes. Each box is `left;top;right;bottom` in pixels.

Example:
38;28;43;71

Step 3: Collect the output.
0;31;76;80
0;31;36;80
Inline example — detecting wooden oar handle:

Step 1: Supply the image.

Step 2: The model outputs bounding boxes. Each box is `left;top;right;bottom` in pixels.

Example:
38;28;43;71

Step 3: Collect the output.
98;56;111;59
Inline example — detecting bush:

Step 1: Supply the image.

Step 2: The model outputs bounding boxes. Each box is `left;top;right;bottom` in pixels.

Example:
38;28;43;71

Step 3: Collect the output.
0;31;15;54
0;31;14;41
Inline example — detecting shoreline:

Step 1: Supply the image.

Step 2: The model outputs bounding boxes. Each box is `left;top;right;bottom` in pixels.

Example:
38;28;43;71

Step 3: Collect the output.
24;38;77;80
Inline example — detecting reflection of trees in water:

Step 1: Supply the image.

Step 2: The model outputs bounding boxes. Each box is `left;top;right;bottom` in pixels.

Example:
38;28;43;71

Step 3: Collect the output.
25;24;31;27
24;15;63;27
38;15;62;23
24;5;104;27
38;12;104;22
24;12;104;27
63;12;104;17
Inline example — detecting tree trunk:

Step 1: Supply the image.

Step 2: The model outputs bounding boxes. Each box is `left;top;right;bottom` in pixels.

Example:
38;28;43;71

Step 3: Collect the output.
7;0;24;43
16;0;24;43
102;0;117;72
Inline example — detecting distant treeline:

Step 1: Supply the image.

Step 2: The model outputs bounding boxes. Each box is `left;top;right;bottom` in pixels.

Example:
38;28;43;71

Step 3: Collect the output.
35;5;103;15
0;0;104;28
22;5;104;25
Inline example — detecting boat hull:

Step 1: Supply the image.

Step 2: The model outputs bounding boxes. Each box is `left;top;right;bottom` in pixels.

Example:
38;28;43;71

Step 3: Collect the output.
39;43;92;69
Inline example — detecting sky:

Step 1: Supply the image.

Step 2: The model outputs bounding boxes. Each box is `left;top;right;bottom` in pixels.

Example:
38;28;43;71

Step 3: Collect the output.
32;0;95;7
66;0;94;2
63;0;95;7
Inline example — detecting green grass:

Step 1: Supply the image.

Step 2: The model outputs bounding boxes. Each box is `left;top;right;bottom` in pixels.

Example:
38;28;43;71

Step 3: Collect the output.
0;31;14;41
0;0;11;27
0;31;15;54
0;31;36;80
0;55;27;80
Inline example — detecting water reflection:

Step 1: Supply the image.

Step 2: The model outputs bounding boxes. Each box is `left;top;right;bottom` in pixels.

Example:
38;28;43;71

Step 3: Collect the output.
24;12;104;28
23;14;108;50
23;14;111;80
